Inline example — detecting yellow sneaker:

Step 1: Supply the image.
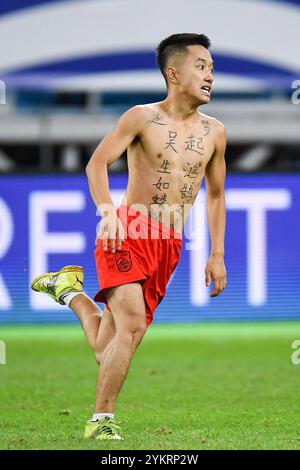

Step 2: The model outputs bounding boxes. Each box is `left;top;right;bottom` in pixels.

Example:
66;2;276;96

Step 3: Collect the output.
84;417;123;441
31;265;84;305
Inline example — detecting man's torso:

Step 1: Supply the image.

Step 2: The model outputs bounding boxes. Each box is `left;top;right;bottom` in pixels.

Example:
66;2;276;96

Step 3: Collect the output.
122;103;219;231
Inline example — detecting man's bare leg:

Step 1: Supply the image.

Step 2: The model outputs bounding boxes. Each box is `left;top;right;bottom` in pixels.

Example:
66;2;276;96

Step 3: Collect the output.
94;282;147;413
31;265;113;354
94;306;116;365
67;293;116;358
67;293;101;349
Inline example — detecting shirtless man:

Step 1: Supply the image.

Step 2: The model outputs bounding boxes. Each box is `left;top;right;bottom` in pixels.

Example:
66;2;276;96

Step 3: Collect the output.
31;33;227;441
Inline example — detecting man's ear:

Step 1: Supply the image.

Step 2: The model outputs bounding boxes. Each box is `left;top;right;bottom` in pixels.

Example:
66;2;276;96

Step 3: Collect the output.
165;66;178;85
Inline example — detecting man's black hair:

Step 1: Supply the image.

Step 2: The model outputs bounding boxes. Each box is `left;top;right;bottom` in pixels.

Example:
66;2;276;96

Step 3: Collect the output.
156;33;211;83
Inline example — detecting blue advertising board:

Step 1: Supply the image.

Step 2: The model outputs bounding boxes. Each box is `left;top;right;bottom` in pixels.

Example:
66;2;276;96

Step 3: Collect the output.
0;174;299;324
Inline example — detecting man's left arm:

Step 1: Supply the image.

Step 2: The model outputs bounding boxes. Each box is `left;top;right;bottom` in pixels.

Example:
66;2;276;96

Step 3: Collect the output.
204;122;227;297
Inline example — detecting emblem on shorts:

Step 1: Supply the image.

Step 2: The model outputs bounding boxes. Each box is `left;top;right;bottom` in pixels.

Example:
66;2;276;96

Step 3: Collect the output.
115;251;132;272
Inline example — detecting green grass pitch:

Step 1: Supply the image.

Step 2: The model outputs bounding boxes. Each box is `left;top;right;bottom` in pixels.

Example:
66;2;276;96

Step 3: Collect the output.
0;322;299;450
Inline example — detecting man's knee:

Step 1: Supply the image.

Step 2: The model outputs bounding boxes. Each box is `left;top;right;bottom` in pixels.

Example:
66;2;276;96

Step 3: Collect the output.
108;287;147;346
120;315;147;348
94;317;146;365
119;299;148;342
130;319;147;342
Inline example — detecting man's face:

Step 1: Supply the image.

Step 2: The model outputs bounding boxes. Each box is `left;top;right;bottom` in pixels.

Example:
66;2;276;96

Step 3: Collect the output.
175;45;214;104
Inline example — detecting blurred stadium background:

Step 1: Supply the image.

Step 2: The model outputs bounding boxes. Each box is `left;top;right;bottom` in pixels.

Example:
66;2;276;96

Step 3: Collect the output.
0;0;300;451
0;0;299;324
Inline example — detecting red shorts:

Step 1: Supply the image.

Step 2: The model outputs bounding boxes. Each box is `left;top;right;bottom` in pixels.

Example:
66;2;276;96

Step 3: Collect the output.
94;206;182;326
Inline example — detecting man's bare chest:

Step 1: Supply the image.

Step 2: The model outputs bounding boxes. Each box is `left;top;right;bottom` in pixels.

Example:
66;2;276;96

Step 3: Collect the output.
140;116;215;174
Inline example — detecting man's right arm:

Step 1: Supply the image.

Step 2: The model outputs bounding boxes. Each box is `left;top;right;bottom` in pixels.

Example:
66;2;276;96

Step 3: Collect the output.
86;105;147;212
86;105;147;251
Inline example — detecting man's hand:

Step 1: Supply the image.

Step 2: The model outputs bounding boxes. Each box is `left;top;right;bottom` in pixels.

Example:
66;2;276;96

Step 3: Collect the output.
205;254;227;297
96;212;125;252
